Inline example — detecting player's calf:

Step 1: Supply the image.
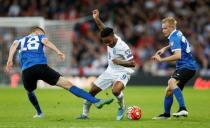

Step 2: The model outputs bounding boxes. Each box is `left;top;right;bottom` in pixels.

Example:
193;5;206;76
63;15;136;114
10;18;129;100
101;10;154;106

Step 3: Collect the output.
168;78;178;90
27;92;43;118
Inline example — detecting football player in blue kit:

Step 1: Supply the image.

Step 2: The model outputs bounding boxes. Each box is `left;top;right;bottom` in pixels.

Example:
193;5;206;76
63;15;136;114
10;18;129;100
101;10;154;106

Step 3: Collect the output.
152;17;197;119
6;26;113;118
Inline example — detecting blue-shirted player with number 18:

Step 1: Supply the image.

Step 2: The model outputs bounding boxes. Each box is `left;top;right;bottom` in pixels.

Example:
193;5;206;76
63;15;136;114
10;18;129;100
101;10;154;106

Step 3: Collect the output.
152;17;197;119
6;26;113;118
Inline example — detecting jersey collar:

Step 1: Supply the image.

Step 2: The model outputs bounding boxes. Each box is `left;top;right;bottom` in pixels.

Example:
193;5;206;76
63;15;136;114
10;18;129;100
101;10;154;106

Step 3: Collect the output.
168;29;177;39
109;35;119;48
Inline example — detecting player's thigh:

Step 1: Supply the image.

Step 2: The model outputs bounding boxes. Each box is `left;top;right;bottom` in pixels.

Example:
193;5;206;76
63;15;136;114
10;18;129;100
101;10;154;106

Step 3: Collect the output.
22;68;38;92
39;65;61;85
167;78;178;90
171;68;196;90
115;73;131;88
93;72;114;90
177;82;185;91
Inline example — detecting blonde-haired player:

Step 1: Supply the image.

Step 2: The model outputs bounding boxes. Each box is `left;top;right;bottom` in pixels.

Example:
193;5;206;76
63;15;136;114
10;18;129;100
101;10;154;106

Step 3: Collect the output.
152;17;197;119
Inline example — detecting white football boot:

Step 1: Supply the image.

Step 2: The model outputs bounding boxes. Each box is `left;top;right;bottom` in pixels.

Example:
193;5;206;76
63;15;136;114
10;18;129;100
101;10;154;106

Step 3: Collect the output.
173;109;188;117
33;113;44;118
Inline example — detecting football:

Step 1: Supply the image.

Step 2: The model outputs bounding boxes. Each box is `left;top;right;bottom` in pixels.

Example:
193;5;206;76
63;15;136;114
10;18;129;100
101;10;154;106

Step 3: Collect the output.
127;106;142;120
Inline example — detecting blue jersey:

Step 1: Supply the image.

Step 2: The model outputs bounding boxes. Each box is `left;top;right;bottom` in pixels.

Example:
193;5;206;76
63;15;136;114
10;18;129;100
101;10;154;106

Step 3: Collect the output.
168;30;197;70
17;34;47;71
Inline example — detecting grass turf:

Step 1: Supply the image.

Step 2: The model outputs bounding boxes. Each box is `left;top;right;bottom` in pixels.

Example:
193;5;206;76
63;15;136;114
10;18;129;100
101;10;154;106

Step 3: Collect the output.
0;86;210;128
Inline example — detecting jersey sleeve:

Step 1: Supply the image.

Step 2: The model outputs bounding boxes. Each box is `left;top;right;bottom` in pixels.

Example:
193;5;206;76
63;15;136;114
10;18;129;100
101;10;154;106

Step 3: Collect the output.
38;34;47;43
120;48;133;60
15;38;21;50
169;36;181;52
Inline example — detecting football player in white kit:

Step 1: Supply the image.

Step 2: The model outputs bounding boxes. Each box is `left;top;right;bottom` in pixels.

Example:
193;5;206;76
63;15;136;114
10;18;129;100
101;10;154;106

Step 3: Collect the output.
77;9;135;120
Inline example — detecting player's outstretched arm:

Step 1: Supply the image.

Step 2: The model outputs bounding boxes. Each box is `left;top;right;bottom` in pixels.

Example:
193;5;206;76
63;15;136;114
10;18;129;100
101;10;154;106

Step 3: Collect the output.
112;58;135;67
42;38;65;61
155;45;170;56
92;9;106;31
6;40;19;72
161;50;181;62
152;50;181;62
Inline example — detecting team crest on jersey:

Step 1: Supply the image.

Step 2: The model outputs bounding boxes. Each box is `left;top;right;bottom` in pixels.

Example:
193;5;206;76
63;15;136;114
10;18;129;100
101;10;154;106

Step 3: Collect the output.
125;49;132;58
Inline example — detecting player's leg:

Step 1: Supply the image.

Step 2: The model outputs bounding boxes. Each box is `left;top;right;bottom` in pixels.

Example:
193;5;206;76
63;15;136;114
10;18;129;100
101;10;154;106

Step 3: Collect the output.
112;81;125;107
77;83;102;119
164;87;173;115
113;73;130;120
152;82;173;120
172;69;196;117
56;76;113;107
27;91;44;118
78;71;113;119
171;81;188;117
168;77;188;115
22;67;43;118
112;81;126;120
41;65;113;108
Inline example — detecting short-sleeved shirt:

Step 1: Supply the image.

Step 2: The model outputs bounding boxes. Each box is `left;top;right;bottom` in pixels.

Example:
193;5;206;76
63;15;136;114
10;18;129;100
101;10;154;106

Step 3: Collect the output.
17;34;47;71
106;34;135;74
168;30;197;70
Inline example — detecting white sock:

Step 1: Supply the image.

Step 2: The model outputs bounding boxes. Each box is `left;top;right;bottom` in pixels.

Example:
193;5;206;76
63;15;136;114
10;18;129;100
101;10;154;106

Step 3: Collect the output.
116;92;125;108
82;100;92;116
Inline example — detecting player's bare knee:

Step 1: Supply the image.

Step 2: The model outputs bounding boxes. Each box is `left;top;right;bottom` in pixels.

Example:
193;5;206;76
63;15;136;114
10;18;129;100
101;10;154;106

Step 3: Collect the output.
56;76;73;89
168;78;177;90
167;79;173;86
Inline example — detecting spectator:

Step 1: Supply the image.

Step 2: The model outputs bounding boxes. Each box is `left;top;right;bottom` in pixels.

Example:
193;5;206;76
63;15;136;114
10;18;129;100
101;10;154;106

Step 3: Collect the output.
0;0;209;77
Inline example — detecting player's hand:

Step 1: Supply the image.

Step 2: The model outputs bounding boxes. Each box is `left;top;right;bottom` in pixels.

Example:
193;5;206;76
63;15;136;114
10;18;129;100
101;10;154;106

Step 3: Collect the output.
151;54;162;62
6;60;13;72
112;59;121;65
92;9;99;19
155;48;165;56
57;52;65;61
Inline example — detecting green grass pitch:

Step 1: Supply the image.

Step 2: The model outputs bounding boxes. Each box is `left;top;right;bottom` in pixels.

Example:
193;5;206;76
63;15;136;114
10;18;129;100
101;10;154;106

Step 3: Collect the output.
0;86;210;128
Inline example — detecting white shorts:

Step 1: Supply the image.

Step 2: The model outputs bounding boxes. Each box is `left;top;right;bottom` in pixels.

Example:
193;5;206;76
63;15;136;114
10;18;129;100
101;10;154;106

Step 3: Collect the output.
94;71;131;90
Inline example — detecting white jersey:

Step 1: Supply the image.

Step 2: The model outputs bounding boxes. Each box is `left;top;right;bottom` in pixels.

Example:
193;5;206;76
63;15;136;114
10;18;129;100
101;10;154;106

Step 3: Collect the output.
106;34;135;74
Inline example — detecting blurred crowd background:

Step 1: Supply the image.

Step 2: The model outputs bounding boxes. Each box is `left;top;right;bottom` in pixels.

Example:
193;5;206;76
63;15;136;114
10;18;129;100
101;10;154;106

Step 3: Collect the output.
0;0;210;80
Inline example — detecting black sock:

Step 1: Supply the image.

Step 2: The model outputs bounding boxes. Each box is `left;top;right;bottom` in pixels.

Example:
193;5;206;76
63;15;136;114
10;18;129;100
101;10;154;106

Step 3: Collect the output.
27;92;42;115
